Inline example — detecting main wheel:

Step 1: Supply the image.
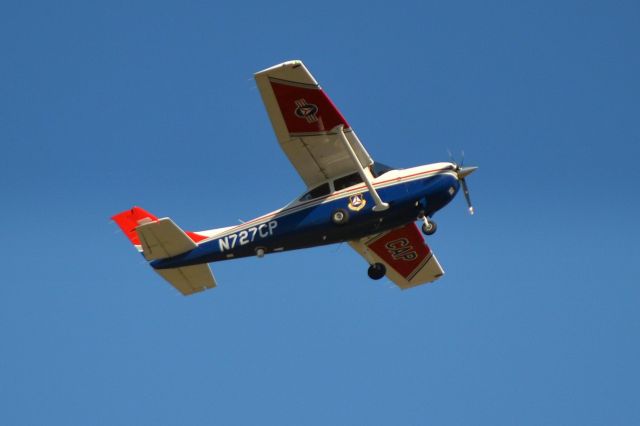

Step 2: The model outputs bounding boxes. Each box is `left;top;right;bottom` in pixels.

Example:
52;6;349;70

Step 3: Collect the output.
422;220;437;235
367;263;386;280
331;208;349;225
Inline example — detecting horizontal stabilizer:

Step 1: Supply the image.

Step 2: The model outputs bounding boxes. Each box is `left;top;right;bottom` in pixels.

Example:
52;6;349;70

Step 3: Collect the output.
155;264;216;296
136;218;197;261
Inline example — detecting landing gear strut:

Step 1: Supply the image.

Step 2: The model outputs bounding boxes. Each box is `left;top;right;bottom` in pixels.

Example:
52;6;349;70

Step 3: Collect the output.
367;263;386;280
421;216;437;235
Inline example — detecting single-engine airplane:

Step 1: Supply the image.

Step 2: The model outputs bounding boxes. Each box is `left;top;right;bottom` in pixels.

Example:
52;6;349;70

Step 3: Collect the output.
112;60;477;295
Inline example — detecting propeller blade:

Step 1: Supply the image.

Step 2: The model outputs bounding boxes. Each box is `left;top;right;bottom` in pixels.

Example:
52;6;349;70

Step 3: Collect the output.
460;178;474;215
453;158;477;215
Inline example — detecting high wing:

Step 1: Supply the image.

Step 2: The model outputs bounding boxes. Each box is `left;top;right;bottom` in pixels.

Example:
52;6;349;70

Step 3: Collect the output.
254;60;373;189
349;223;445;290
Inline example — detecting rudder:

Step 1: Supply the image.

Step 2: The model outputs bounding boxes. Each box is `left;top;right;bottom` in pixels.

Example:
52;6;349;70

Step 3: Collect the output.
112;206;158;249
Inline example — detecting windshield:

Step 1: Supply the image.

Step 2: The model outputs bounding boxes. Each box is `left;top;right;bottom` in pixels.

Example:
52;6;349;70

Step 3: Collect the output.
371;162;395;177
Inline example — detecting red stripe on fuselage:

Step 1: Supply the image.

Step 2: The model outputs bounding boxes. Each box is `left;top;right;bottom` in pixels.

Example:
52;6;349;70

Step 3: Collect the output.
186;231;207;243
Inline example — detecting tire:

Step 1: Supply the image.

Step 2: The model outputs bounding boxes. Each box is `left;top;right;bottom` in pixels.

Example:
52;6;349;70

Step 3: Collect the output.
331;208;349;225
422;220;437;235
367;263;386;280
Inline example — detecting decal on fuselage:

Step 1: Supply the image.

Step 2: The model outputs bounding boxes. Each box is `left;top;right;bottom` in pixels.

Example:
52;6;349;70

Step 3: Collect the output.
348;193;367;212
384;238;418;261
218;220;278;252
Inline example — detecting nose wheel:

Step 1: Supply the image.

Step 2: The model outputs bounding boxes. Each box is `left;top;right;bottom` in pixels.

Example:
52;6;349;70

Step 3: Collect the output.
421;217;437;235
367;263;386;280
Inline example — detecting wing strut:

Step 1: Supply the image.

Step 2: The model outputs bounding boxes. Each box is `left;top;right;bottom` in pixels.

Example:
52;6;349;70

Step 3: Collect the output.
335;125;389;212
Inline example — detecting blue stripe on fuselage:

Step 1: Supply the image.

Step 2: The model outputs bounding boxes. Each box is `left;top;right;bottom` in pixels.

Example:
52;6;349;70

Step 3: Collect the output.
151;172;459;269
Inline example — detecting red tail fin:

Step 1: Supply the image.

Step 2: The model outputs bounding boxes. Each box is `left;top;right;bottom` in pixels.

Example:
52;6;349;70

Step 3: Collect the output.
112;206;208;247
111;206;158;246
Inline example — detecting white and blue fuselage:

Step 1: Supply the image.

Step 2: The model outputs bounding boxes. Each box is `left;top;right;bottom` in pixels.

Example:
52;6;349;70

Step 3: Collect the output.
151;162;460;270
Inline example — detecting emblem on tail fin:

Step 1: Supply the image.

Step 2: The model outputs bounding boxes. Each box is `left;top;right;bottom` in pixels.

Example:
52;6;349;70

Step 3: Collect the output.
294;98;318;123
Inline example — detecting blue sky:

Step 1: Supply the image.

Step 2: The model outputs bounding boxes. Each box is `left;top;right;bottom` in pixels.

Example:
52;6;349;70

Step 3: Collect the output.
1;1;639;424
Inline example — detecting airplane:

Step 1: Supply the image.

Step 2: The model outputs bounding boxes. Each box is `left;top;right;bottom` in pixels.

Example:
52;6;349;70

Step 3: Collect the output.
112;60;477;296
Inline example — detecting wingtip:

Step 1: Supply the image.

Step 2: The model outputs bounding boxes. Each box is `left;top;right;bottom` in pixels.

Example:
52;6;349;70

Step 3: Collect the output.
254;60;304;76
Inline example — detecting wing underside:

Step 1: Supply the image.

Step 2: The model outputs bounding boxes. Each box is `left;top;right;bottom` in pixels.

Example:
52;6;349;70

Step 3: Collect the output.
349;223;445;290
255;60;373;188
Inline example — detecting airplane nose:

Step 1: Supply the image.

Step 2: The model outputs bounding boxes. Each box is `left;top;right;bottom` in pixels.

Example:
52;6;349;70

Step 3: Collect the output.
457;166;478;179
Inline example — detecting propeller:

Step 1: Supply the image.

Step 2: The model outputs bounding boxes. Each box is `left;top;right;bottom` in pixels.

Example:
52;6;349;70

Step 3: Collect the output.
457;166;477;215
449;150;477;215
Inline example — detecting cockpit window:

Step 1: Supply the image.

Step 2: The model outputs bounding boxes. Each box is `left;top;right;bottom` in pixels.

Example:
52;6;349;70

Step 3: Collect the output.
333;172;363;191
299;182;331;201
371;162;394;177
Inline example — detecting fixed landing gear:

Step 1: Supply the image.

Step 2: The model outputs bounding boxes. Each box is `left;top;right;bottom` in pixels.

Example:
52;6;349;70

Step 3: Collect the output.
368;262;386;280
421;216;437;235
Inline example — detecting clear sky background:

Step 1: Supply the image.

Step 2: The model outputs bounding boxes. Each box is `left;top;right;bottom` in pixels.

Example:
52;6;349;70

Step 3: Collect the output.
1;1;639;425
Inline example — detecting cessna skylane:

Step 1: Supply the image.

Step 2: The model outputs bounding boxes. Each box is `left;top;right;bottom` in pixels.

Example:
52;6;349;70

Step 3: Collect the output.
112;60;477;295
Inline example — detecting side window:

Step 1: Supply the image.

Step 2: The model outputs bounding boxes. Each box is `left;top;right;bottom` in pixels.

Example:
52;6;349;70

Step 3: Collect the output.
299;182;331;201
333;172;363;191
